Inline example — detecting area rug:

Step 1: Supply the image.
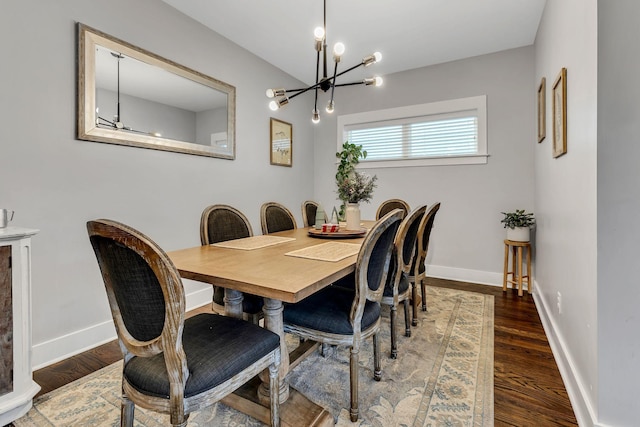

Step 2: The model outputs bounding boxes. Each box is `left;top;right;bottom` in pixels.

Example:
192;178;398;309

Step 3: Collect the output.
14;286;494;427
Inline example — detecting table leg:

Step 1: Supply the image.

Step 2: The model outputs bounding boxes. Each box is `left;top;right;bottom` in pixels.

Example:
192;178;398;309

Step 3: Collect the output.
224;289;244;319
258;297;290;405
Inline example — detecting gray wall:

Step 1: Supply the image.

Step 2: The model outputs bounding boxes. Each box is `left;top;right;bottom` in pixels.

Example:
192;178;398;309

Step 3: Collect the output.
0;0;315;367
534;0;599;425
314;46;536;285
598;1;640;426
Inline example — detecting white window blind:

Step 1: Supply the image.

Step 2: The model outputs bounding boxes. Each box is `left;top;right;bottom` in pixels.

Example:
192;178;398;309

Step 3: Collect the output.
338;96;487;168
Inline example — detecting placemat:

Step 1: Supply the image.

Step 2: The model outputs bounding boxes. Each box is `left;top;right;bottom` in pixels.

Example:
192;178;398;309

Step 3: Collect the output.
285;242;360;262
211;235;295;250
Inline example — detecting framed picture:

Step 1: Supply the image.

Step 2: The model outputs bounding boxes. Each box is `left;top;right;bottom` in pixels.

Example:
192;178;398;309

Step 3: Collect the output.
552;68;567;158
270;118;292;166
537;77;546;143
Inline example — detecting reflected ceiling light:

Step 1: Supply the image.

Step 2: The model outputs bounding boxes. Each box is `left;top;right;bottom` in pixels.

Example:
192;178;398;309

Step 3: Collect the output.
265;0;382;124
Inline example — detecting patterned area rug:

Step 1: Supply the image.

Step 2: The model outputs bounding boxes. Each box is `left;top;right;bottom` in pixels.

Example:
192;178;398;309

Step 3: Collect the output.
15;286;494;427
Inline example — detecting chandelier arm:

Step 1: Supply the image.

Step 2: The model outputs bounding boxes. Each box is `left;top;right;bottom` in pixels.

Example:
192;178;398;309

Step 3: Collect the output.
334;81;367;87
329;61;338;104
332;61;366;80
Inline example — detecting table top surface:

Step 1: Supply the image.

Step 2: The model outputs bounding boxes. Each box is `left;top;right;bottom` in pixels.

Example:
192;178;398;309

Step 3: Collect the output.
167;222;374;303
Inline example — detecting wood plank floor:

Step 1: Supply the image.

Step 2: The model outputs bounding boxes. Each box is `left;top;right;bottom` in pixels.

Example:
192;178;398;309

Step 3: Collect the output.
24;278;577;427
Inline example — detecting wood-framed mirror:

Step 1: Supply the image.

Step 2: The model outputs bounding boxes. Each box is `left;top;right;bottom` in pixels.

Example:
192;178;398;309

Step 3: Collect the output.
77;23;236;159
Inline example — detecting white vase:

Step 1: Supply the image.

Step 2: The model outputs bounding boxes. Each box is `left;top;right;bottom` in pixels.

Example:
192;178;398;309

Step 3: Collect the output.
345;203;361;231
507;226;530;242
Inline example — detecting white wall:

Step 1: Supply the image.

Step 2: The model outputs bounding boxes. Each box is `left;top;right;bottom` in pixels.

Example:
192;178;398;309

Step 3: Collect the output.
0;0;315;367
597;2;640;426
315;47;536;286
534;0;598;425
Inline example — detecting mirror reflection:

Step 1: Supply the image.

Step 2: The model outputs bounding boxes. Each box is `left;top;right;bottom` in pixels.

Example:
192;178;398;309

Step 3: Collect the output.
77;23;236;159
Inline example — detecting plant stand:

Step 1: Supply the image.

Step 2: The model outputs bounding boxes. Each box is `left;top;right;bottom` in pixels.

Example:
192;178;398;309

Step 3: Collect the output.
502;239;532;297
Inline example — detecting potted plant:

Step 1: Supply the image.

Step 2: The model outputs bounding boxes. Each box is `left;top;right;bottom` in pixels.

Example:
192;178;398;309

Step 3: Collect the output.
335;142;377;230
501;209;535;241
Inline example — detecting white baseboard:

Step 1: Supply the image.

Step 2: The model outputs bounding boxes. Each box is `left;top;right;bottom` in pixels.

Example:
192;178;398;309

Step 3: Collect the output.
533;280;598;427
426;264;503;287
32;287;213;369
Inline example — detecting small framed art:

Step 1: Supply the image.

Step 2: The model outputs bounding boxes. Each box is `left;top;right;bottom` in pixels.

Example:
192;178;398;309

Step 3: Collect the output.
552;68;567;158
537;77;546;143
270;118;292;166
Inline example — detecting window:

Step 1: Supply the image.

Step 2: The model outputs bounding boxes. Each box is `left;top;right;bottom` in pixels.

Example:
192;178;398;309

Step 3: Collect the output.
337;95;487;168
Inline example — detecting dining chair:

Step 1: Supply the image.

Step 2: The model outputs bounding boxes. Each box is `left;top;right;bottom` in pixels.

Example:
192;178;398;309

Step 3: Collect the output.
87;219;281;427
381;204;427;358
283;209;403;422
260;202;297;234
200;204;264;324
301;200;320;228
375;198;410;220
408;202;441;315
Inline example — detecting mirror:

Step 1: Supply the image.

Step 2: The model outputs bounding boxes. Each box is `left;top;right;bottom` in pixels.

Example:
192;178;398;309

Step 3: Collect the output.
77;23;236;159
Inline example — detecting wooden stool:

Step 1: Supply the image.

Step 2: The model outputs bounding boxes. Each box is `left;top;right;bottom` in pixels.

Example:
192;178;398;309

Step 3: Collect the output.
503;239;532;296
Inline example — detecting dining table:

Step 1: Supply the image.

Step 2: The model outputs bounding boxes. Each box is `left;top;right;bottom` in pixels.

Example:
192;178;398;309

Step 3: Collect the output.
167;221;376;427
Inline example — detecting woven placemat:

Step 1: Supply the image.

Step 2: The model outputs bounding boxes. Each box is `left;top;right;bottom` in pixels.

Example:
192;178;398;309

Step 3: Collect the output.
211;235;295;250
285;242;360;262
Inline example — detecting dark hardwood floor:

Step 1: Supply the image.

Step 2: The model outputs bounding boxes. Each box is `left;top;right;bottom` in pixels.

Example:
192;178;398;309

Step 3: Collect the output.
28;279;577;426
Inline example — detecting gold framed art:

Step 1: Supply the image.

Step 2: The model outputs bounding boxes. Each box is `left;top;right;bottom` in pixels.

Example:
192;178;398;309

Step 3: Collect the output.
270;118;292;167
552;68;567;158
537;77;546;143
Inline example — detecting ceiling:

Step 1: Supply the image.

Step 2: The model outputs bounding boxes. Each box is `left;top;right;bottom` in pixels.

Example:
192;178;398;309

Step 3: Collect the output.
161;0;546;86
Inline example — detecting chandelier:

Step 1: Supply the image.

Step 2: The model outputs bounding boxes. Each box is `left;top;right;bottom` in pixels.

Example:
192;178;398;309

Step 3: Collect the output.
266;0;383;124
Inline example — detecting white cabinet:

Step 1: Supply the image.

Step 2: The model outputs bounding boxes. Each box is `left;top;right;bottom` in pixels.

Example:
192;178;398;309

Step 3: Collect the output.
0;227;39;425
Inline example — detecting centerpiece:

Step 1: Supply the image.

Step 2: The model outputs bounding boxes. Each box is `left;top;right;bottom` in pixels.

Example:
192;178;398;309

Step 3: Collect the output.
336;142;377;230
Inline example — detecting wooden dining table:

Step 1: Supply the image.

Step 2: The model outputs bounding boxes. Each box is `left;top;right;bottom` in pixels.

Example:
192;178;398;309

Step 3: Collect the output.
167;222;375;427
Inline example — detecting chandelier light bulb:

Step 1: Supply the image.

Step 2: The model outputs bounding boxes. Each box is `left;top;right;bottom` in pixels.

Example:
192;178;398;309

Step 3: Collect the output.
314;27;325;41
333;42;345;61
373;52;382;63
312;108;320;124
326;100;335;113
269;100;279;111
266;89;275;98
374;76;383;86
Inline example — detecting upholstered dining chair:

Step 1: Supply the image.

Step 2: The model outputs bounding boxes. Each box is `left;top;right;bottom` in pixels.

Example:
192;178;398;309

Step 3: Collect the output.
260;202;297;234
381;204;427;358
301;200;320;228
200;204;264;324
408;202;441;315
283;209;403;422
375;198;410;220
87;219;281;427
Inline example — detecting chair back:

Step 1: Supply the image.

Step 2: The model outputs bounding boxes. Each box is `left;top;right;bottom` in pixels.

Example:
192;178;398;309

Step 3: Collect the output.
200;204;253;245
412;202;441;277
261;202;297;234
351;209;403;322
87;219;186;365
301;200;319;227
376;198;410;220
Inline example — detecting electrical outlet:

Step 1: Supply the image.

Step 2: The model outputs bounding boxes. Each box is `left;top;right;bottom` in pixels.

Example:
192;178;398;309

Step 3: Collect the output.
557;291;562;314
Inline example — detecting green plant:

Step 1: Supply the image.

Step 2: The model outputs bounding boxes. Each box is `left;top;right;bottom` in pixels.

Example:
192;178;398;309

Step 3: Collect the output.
335;142;376;217
500;210;535;229
335;141;367;183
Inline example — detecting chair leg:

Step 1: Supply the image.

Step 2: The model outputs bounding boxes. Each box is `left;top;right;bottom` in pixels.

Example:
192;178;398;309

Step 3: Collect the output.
411;281;419;326
390;303;398;359
403;299;411;337
373;333;381;381
421;278;428;311
121;394;134;427
349;346;360;422
269;356;281;427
